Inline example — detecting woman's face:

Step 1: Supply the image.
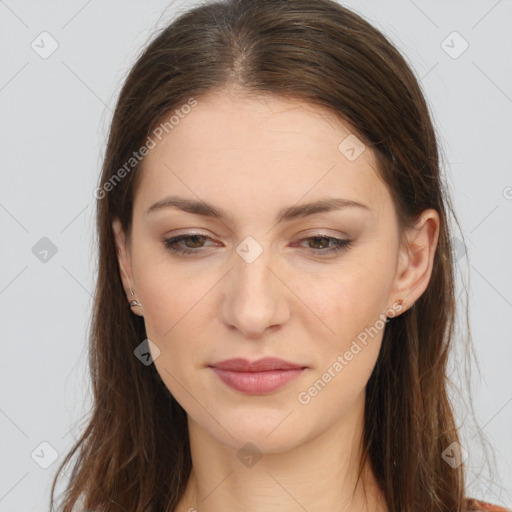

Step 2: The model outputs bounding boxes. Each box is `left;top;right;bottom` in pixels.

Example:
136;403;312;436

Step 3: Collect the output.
113;88;438;453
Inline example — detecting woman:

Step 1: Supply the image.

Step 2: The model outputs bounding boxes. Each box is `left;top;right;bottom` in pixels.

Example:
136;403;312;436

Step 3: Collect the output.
50;0;509;510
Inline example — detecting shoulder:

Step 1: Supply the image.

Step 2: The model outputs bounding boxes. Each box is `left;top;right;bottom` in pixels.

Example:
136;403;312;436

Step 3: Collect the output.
466;498;511;511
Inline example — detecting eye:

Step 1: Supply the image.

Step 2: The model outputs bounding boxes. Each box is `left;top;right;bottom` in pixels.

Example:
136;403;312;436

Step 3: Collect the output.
293;235;353;256
162;232;353;257
162;233;218;255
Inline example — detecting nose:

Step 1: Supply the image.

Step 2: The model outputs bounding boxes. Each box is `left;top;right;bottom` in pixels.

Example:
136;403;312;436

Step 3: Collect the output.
221;244;291;339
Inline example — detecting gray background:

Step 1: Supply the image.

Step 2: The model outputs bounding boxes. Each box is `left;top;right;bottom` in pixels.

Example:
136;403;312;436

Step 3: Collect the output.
0;0;511;510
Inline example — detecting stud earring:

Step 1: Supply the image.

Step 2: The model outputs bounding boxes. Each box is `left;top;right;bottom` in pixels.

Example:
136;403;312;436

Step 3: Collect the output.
128;287;143;310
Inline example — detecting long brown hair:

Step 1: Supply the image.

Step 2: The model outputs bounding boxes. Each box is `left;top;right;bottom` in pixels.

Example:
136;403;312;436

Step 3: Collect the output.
49;0;495;510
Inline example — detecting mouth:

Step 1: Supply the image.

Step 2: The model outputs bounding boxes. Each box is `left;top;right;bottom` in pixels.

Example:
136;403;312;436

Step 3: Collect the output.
208;357;308;394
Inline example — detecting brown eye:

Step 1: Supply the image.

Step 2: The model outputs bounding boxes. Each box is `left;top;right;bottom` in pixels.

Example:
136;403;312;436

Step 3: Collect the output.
295;235;352;255
163;234;217;255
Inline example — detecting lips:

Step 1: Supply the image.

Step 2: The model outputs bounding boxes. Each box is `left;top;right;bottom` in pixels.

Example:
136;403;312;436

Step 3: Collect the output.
208;357;307;394
209;357;306;372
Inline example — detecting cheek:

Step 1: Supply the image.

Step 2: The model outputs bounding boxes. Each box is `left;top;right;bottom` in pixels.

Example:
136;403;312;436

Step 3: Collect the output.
296;260;390;337
292;261;390;405
296;273;388;417
136;260;204;340
139;271;207;404
136;263;215;388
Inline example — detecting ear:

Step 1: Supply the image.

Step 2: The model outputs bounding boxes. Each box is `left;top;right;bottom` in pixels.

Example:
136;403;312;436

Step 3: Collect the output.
112;218;144;317
390;208;440;315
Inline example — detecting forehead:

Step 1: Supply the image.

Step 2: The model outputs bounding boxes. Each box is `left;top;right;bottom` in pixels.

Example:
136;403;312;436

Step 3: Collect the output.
134;89;390;223
147;88;364;158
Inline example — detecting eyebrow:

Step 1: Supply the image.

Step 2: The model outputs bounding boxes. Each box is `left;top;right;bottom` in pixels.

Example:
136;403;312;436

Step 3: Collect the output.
145;195;370;223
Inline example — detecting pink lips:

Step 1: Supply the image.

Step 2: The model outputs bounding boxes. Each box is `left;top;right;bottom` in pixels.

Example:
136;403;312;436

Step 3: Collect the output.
209;357;307;394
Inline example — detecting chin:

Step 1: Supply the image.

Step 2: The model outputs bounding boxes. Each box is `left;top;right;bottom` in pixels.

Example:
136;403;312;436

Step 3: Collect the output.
202;411;313;454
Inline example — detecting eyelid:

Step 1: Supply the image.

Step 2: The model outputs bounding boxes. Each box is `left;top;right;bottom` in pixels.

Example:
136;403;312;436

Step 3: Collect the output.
162;230;353;258
294;229;348;239
163;229;348;244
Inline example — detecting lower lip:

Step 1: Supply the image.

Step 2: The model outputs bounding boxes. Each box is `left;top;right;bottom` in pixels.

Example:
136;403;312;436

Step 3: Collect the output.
210;367;306;394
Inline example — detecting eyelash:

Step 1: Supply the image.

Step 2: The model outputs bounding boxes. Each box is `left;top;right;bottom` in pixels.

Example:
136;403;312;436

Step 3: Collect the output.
162;233;353;257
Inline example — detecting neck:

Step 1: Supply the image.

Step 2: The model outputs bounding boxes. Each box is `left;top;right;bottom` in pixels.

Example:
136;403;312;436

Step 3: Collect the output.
174;392;387;512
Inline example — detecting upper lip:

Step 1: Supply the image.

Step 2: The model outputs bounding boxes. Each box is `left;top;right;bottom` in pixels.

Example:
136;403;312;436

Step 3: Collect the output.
209;357;306;372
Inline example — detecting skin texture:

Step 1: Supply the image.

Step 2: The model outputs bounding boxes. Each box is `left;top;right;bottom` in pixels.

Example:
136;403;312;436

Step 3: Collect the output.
112;87;440;512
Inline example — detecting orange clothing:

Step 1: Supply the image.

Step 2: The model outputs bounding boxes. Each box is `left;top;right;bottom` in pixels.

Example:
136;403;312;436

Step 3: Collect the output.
468;499;511;511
